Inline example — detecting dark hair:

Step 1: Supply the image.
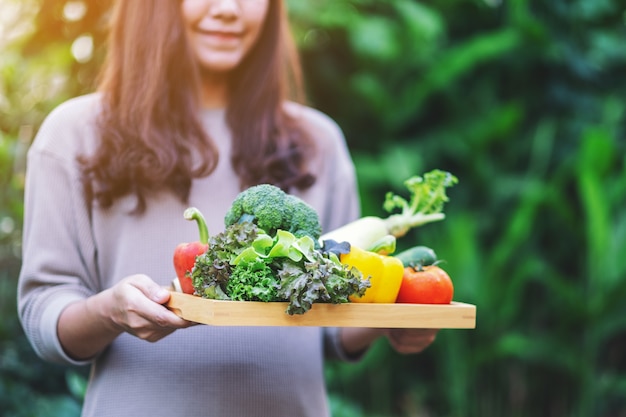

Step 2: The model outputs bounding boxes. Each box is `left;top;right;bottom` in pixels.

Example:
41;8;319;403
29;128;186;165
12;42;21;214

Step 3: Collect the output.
79;0;316;214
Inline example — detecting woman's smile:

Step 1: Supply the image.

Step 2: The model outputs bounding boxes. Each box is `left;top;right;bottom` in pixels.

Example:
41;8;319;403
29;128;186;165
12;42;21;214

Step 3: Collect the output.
182;0;269;73
195;28;243;47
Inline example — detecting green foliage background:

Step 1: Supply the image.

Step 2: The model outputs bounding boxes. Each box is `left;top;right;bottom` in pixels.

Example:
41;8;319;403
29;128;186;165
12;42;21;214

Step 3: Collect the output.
2;0;626;416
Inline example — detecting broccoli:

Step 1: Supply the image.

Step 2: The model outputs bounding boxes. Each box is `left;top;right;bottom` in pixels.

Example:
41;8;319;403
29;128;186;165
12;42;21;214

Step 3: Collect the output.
283;194;322;240
224;184;322;241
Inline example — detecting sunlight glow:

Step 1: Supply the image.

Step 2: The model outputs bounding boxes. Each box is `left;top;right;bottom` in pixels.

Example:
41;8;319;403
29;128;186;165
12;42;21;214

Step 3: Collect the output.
63;1;87;22
0;0;38;49
71;34;93;63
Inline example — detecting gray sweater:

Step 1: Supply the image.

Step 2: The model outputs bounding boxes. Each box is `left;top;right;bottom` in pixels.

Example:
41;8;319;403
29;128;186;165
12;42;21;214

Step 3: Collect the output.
18;94;361;417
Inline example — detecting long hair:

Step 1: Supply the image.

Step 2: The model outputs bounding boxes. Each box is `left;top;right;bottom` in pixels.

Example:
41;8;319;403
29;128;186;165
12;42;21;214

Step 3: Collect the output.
79;0;315;214
227;1;314;191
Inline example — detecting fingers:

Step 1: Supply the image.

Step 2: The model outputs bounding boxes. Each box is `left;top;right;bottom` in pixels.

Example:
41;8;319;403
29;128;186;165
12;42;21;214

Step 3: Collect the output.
385;328;439;354
124;273;170;303
110;275;194;342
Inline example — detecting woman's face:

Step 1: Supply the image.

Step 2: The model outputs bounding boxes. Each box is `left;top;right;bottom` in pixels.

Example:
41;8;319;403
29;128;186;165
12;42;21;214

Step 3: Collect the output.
181;0;270;74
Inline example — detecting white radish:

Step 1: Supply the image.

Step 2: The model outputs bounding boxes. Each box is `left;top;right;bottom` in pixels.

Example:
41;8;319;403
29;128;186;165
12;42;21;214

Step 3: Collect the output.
320;216;390;250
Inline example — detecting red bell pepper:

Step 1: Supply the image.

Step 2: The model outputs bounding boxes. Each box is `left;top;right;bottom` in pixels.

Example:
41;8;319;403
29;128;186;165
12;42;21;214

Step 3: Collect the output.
173;207;209;294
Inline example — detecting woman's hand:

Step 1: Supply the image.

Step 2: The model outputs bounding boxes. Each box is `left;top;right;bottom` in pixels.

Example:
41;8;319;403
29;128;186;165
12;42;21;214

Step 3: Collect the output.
383;328;438;354
106;274;194;342
58;274;193;360
340;327;438;357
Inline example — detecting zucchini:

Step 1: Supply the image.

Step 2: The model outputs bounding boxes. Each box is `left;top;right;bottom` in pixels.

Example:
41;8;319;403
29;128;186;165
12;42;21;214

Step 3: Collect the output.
395;245;437;267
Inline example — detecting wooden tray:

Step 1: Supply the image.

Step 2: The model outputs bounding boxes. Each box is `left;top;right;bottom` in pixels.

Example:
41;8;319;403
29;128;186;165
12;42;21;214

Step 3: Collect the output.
166;291;476;329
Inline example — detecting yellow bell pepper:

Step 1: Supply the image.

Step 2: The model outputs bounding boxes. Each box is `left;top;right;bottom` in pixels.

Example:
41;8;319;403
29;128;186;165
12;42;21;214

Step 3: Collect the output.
341;246;404;303
374;255;404;303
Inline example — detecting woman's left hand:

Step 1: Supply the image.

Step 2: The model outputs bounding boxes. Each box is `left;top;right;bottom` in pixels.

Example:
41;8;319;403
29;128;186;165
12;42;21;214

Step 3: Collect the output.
383;328;439;354
340;327;438;356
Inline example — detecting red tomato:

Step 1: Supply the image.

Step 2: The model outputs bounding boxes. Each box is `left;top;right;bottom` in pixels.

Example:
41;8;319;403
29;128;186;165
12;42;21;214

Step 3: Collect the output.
396;265;454;304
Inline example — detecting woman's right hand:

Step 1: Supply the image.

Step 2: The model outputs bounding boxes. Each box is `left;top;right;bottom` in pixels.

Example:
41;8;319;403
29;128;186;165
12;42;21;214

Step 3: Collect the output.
58;274;193;360
106;274;194;342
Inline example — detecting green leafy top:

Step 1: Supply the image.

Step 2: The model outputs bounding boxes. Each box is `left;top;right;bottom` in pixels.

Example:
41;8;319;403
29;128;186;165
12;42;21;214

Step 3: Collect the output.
383;169;458;238
191;224;368;315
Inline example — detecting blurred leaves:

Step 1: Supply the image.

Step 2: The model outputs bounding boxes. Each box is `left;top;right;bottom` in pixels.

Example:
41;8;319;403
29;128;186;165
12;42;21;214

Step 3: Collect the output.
290;0;626;416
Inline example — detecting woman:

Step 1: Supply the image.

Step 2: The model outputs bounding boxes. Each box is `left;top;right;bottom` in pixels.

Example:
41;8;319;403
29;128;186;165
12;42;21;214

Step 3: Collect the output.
18;1;437;416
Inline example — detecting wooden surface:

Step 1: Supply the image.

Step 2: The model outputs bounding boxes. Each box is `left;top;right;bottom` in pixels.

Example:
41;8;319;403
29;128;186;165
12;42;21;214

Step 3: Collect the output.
166;291;476;329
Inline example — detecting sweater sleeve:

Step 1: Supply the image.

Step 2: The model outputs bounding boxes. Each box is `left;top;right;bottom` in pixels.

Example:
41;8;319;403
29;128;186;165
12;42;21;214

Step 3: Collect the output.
17;98;100;366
